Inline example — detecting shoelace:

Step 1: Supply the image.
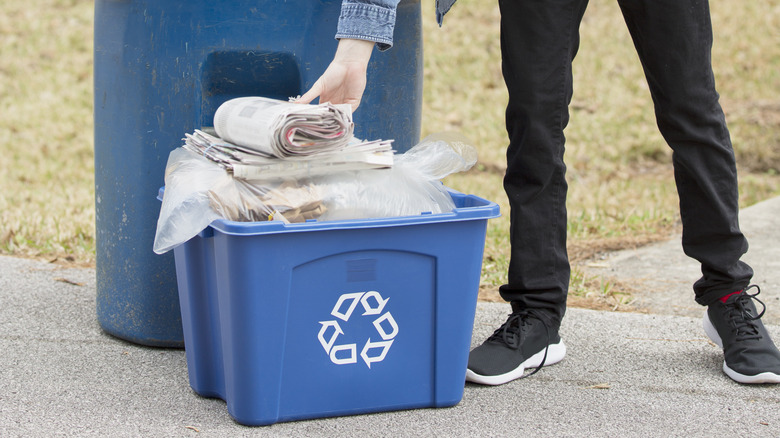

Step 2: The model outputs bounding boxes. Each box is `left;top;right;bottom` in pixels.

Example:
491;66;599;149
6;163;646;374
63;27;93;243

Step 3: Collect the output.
726;284;766;342
487;309;550;379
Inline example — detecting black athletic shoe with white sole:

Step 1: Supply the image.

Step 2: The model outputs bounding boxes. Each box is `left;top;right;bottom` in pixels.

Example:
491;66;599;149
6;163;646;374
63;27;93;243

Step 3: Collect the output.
703;285;780;384
466;308;566;385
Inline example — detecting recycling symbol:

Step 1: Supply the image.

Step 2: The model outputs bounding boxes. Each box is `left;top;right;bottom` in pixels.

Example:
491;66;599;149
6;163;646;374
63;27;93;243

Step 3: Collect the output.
318;291;399;368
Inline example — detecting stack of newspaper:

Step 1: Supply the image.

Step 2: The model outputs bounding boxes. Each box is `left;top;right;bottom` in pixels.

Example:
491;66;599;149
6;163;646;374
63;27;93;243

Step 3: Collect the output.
214;96;355;157
185;96;395;179
184;130;394;180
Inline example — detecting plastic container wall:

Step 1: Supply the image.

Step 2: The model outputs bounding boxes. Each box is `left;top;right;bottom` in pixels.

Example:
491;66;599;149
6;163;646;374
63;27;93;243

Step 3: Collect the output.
173;190;500;425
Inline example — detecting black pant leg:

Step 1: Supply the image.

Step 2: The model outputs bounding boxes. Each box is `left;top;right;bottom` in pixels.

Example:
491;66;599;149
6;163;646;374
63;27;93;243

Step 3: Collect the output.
616;0;753;305
497;0;590;323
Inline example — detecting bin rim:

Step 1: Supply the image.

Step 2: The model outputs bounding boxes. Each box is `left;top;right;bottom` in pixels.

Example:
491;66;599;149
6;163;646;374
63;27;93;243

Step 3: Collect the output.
158;186;500;237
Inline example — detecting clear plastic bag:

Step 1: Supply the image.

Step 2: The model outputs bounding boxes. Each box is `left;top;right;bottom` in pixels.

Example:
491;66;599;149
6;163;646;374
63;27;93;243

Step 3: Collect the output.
153;132;477;254
153;148;224;254
152;149;326;253
315;132;477;221
394;131;478;180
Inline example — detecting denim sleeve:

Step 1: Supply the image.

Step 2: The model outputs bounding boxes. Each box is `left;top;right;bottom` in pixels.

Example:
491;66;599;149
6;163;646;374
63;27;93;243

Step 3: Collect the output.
336;0;402;51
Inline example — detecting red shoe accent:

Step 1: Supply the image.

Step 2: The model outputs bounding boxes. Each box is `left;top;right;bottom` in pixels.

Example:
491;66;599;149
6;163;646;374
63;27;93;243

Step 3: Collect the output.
719;289;743;303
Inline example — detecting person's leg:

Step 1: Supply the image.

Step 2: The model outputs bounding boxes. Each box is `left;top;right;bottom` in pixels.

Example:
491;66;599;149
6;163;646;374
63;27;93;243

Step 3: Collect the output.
616;0;751;303
499;0;590;324
466;0;589;386
618;0;779;383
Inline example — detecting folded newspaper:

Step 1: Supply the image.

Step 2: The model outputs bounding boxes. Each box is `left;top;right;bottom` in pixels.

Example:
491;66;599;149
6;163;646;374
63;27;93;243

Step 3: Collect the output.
186;96;395;179
214;96;356;158
183;129;394;179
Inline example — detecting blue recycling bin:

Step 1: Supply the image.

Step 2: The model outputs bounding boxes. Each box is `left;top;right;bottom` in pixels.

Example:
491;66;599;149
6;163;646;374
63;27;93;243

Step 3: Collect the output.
94;0;423;347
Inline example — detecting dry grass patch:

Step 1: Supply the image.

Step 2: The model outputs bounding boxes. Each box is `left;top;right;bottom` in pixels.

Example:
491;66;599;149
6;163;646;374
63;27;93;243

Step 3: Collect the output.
0;0;94;262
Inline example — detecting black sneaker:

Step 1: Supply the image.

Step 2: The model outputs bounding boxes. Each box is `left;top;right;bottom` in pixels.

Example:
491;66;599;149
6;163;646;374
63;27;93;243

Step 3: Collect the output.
466;308;566;385
703;285;780;384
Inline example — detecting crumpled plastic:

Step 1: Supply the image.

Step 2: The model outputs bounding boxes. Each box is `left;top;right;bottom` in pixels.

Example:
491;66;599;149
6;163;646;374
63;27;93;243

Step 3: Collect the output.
153;132;478;254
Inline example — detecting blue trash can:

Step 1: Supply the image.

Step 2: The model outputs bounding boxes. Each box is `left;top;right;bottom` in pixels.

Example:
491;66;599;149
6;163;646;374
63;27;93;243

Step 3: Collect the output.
94;0;423;347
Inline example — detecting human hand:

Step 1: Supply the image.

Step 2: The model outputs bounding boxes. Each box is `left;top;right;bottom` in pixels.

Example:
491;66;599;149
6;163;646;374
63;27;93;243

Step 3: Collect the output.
297;38;375;112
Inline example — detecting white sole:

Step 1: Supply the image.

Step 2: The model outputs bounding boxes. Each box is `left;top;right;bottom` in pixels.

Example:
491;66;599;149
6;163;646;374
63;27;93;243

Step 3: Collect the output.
703;310;780;384
465;341;567;386
722;365;780;384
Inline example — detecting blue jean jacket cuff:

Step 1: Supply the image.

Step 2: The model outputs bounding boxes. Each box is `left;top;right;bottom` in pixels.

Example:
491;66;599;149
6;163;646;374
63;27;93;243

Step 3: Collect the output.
336;2;397;51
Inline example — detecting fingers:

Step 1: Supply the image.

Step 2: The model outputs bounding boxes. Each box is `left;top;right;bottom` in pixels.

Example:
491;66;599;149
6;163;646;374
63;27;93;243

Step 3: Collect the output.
297;71;359;110
296;39;372;110
296;79;322;105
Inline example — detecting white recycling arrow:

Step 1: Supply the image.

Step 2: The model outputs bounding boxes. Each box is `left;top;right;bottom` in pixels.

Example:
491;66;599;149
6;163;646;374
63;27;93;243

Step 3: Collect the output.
330;343;357;365
360;338;394;368
331;292;365;321
318;320;343;354
319;290;399;368
372;312;399;340
360;290;389;315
